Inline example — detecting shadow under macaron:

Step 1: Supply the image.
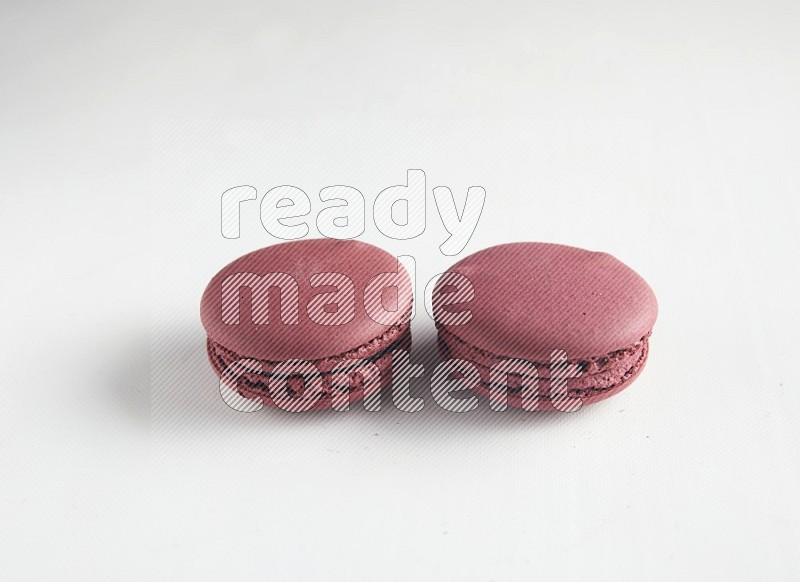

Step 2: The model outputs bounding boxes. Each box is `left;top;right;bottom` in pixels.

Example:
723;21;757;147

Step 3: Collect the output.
141;320;610;440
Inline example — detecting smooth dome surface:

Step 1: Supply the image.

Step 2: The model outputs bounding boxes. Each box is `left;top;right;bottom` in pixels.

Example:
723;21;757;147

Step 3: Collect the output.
201;239;412;361
434;242;657;361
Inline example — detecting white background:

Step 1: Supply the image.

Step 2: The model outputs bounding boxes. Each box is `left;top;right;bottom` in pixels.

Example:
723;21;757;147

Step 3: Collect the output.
2;1;799;580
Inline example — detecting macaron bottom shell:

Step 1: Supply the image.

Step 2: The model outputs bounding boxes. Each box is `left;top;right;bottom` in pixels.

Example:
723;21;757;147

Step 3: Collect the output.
437;328;650;411
207;323;411;411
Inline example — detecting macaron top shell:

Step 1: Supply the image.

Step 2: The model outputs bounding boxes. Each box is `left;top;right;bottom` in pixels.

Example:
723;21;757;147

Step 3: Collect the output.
201;239;412;362
435;242;657;361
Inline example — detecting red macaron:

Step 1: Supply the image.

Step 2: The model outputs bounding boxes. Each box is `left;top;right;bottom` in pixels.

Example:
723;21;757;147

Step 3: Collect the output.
434;242;657;411
201;239;412;411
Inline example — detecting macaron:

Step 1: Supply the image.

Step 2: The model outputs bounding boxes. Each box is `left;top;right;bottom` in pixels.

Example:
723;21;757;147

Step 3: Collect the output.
201;239;412;411
433;242;657;410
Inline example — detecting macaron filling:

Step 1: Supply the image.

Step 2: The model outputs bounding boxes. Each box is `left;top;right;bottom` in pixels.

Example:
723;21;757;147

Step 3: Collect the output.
207;321;411;401
437;325;650;398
